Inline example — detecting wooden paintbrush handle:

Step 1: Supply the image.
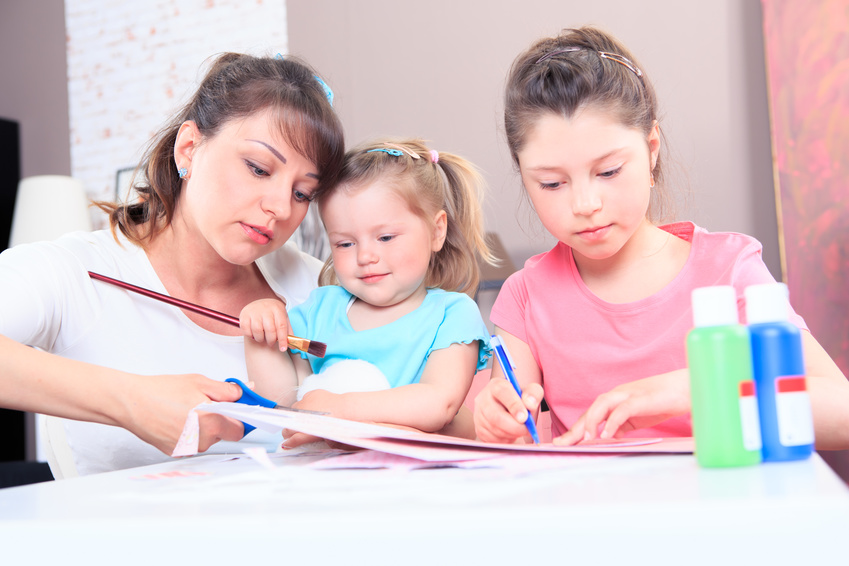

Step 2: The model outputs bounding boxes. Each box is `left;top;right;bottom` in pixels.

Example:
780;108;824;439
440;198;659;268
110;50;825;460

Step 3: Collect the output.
87;271;311;354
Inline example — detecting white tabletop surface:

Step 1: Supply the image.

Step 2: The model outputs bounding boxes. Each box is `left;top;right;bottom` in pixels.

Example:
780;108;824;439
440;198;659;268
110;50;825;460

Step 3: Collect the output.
1;449;847;565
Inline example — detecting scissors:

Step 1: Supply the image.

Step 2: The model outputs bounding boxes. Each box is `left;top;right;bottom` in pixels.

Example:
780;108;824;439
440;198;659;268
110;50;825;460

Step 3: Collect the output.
225;378;328;435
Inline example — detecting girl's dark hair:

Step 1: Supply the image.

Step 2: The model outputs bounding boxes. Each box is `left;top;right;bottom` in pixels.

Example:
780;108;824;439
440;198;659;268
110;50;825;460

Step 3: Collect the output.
317;139;494;295
96;53;344;246
505;26;672;222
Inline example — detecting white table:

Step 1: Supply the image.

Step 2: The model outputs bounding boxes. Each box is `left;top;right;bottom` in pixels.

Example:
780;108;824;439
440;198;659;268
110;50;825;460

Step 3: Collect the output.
1;450;847;565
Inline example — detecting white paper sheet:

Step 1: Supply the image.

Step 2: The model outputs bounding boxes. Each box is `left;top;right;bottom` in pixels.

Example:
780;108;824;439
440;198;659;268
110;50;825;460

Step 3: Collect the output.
194;402;694;462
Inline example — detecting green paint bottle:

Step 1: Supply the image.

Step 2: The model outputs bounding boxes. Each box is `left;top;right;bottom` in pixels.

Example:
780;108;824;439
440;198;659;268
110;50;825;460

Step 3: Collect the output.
687;286;762;468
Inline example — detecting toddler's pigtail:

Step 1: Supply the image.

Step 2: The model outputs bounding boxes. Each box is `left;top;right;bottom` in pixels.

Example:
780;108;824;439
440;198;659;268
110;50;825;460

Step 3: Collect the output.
427;151;495;295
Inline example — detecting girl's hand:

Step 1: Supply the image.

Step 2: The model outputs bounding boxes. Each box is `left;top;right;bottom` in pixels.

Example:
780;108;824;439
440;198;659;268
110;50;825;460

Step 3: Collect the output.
473;377;544;444
239;298;291;350
554;369;690;445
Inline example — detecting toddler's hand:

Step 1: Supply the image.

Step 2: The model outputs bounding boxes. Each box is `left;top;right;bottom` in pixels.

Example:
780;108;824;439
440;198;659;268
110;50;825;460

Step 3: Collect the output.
293;389;344;415
239;298;291;350
281;429;325;449
281;389;345;449
473;377;543;444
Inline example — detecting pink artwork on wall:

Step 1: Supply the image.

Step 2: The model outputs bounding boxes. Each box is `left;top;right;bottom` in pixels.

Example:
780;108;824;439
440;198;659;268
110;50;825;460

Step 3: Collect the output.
761;0;849;374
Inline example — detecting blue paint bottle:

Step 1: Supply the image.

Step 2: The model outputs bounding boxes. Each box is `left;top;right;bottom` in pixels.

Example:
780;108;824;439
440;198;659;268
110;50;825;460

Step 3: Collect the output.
745;283;814;462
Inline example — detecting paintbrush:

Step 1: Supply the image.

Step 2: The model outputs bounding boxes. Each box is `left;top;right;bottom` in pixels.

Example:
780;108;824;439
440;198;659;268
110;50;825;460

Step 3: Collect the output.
88;271;327;358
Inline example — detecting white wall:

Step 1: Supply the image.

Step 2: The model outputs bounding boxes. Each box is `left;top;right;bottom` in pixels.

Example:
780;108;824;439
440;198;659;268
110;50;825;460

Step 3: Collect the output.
65;0;289;226
287;0;781;278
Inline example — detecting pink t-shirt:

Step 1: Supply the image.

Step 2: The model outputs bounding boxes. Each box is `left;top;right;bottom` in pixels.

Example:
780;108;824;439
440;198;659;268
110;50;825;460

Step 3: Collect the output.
490;222;807;439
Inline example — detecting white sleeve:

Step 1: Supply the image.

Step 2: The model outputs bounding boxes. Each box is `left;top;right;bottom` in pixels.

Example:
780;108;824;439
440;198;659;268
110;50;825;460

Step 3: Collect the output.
0;240;94;350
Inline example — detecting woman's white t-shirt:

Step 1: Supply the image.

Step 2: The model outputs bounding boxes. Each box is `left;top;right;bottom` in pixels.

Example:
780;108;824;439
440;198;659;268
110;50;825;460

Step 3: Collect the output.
0;230;321;475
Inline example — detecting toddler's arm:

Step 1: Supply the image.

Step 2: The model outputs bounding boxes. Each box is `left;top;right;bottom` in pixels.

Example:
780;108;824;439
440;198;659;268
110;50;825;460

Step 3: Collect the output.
473;329;544;444
293;341;480;433
240;298;300;407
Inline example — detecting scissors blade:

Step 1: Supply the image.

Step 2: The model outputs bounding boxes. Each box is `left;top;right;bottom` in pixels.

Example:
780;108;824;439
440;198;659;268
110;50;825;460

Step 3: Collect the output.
225;377;328;437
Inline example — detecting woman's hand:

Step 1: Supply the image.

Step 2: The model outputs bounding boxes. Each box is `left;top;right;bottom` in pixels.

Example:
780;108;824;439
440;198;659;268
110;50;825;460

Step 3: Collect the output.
473;377;544;444
121;373;246;454
554;369;690;445
239;298;291;350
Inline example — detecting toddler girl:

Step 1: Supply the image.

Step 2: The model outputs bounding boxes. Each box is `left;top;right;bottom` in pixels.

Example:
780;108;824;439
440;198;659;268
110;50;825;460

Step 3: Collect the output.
241;139;493;442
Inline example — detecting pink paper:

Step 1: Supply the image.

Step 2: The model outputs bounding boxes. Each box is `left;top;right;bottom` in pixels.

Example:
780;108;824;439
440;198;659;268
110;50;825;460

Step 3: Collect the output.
170;408;200;457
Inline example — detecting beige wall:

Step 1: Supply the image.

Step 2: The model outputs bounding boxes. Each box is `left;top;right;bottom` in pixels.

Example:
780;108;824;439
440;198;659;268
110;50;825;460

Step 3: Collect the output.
0;0;71;178
287;0;781;277
0;0;781;273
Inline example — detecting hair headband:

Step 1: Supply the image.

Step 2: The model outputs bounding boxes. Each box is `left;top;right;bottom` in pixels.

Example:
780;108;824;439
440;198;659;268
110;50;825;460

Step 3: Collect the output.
536;46;643;78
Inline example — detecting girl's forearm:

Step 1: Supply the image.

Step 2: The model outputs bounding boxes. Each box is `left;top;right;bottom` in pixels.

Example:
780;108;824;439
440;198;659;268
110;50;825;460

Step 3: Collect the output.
800;331;849;450
808;375;849;450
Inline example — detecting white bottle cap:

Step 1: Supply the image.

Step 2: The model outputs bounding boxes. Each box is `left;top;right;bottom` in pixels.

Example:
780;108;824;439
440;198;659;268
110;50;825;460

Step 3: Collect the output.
691;285;739;327
745;282;790;324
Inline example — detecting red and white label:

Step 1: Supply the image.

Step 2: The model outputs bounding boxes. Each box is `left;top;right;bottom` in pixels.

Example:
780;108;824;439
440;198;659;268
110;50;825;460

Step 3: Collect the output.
775;376;814;447
738;380;762;451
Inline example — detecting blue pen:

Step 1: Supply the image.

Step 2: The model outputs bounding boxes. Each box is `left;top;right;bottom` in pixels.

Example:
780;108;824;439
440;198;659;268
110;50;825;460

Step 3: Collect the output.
490;336;540;444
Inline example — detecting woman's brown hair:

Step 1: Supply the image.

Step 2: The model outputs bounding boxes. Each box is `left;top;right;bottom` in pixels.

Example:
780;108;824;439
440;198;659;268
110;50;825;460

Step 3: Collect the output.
96;53;344;247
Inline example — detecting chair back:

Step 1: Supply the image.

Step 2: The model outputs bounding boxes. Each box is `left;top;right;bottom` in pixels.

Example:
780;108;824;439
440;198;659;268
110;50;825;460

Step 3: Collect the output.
38;414;79;480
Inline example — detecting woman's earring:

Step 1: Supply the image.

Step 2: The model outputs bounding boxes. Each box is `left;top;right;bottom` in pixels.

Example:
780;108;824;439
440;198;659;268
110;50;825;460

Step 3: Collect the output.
178;167;188;179
649;172;656;188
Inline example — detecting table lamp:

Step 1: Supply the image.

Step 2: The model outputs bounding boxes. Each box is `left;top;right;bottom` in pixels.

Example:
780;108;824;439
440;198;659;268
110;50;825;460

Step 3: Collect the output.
9;175;93;247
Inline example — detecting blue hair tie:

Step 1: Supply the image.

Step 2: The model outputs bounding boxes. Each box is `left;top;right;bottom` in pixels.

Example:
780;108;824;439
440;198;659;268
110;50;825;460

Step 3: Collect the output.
313;75;334;107
274;53;334;106
367;148;404;157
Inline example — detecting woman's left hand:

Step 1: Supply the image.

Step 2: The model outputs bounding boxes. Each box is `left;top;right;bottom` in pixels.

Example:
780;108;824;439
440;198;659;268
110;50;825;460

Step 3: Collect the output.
554;369;690;445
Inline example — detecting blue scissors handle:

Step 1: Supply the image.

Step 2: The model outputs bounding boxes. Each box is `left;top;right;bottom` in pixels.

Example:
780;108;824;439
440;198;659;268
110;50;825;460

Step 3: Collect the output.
226;378;278;436
224;378;329;436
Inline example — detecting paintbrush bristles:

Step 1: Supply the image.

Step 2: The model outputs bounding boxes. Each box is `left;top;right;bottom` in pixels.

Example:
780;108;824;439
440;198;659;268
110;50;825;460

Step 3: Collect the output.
306;341;327;358
288;336;327;358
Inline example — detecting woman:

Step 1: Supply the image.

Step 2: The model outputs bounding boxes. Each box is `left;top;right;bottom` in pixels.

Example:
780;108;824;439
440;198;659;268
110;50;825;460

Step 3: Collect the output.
0;52;345;475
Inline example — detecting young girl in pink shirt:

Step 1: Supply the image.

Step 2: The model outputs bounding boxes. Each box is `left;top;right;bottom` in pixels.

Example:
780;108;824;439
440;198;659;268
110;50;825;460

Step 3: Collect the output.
473;26;849;449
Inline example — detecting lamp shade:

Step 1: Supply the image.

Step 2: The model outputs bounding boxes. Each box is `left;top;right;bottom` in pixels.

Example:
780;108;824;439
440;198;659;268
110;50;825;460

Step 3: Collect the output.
9;175;93;247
